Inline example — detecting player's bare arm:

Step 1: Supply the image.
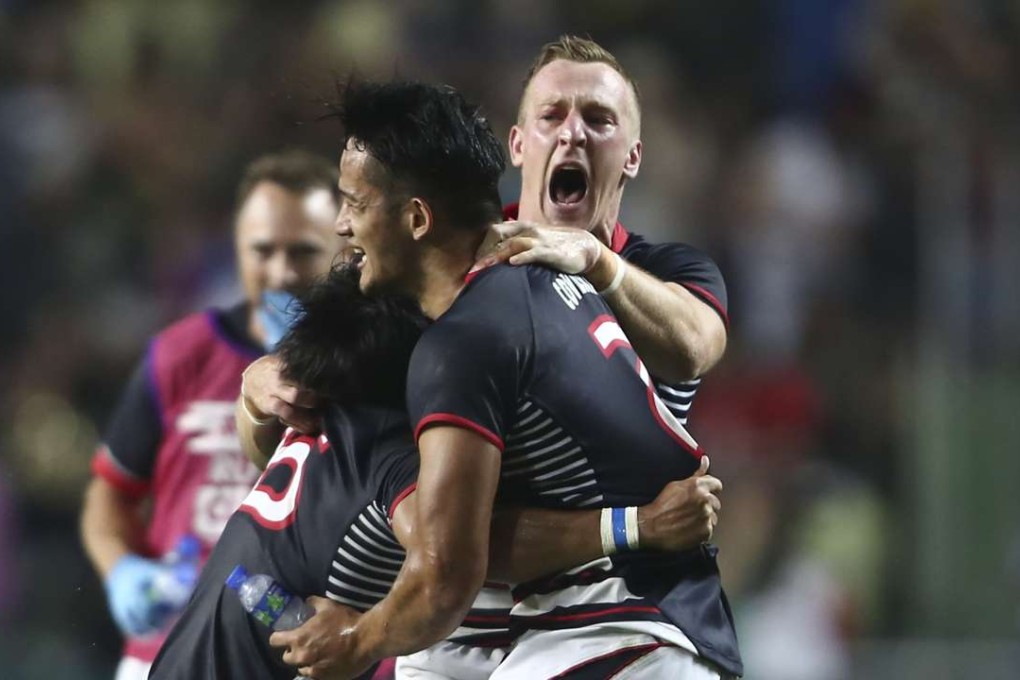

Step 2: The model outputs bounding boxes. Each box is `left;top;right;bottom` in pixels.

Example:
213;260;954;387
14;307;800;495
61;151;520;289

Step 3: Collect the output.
267;455;722;677
269;425;501;677
488;454;722;582
235;355;318;469
474;220;727;382
81;476;148;578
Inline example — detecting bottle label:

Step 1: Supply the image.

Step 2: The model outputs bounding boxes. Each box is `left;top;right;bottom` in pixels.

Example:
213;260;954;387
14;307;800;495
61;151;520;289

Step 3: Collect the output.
252;582;293;628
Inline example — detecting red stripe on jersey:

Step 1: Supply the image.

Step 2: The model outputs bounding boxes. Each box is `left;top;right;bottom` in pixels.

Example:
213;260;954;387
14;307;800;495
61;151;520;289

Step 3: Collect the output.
680;282;729;328
530;604;661;623
463;613;512;624
370;658;396;680
91;445;150;498
388;482;418;520
415;414;505;452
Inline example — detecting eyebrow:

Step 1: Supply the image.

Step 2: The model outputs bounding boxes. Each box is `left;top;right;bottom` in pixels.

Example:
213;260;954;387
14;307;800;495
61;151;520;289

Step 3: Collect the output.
338;187;360;202
535;95;618;112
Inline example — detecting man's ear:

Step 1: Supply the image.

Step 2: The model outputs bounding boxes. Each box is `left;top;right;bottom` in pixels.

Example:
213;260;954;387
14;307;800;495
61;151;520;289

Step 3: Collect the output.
623;140;642;180
407;197;433;240
509;125;525;168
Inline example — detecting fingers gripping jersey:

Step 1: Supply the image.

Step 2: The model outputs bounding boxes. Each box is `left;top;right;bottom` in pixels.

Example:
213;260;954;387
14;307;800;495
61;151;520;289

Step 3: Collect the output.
149;405;418;680
407;264;741;677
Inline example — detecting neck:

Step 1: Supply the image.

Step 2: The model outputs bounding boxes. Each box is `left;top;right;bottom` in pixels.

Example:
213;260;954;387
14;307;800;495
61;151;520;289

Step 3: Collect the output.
414;230;483;319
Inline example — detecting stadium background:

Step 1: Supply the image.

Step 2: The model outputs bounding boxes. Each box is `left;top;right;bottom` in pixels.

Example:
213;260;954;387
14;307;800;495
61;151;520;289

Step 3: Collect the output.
0;0;1018;678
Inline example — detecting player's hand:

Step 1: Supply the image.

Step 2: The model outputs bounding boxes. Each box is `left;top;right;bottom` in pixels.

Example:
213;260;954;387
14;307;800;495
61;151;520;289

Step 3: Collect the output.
470;220;603;275
104;554;174;637
242;355;320;434
638;456;722;550
270;596;370;679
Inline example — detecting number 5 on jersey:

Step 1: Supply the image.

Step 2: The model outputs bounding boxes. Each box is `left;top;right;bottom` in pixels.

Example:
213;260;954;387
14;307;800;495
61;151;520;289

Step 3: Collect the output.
238;430;327;529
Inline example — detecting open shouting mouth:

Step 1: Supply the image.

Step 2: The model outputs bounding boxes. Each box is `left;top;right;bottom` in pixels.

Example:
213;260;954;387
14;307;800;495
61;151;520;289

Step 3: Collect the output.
548;163;589;207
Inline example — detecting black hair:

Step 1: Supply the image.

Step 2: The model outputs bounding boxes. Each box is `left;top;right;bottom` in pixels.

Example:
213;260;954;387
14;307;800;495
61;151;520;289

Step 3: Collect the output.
275;265;427;410
328;78;506;230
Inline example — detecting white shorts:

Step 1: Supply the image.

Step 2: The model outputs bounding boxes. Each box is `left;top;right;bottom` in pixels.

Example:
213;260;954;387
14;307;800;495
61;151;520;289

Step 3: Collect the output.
396;641;507;680
114;656;152;680
489;627;723;680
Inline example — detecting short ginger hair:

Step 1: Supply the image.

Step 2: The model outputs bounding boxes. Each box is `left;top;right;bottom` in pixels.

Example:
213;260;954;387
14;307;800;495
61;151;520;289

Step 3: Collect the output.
518;35;641;127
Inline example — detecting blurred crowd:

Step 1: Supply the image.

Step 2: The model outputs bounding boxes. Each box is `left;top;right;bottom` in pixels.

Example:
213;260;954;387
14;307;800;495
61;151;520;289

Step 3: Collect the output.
1;0;1018;678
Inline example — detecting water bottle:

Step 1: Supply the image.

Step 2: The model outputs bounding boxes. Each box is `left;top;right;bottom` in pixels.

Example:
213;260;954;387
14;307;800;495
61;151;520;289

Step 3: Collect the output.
148;534;201;621
225;565;315;630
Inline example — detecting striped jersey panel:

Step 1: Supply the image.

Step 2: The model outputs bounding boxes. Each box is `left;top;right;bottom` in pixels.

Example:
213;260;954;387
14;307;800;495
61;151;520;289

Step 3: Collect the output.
652;377;700;426
501;399;604;508
325;501;404;611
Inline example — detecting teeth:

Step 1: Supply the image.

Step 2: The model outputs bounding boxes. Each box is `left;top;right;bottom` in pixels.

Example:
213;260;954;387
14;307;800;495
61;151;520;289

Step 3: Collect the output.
344;247;366;266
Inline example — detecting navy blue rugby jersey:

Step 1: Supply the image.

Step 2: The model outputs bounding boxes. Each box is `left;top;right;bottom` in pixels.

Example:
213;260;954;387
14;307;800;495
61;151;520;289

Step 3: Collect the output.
615;226;728;426
149;404;417;680
502;206;729;427
407;263;741;677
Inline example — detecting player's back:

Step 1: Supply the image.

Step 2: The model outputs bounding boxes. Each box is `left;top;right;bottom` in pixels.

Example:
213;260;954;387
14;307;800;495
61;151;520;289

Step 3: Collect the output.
414;264;701;508
407;263;741;676
149;404;417;680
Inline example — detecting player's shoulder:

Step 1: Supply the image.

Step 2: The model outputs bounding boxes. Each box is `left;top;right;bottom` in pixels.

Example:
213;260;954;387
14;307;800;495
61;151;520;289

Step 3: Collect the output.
439;264;532;323
621;229;718;267
463;261;577;303
412;266;534;364
443;262;601;329
327;403;411;446
324;404;414;469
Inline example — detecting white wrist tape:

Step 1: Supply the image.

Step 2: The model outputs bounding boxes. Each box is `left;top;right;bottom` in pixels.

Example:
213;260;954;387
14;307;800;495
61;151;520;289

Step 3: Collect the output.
624;506;640;550
601;506;640;556
600;507;617;556
598;253;627;296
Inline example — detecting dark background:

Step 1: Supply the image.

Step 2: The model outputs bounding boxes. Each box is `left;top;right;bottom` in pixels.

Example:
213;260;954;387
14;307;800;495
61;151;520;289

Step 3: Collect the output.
1;1;1018;678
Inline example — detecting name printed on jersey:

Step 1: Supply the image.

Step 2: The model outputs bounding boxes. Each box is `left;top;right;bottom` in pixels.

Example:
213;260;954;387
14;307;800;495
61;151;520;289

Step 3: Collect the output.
552;273;598;311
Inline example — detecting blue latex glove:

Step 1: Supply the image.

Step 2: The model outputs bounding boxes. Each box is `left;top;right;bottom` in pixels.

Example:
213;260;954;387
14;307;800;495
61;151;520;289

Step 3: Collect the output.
105;554;175;637
257;290;303;351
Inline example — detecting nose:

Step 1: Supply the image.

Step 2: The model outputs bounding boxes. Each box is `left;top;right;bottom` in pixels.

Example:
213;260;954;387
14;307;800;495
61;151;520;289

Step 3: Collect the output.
335;206;353;237
558;110;587;147
266;252;300;291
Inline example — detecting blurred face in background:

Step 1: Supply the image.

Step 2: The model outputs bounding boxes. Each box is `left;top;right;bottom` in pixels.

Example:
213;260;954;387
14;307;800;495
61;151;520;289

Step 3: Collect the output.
235;181;341;310
511;59;642;236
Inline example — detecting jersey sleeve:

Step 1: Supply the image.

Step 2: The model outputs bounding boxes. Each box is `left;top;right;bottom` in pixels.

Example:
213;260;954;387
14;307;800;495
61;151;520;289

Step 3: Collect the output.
627;242;729;327
373;437;420;521
90;344;163;497
406;268;530;452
